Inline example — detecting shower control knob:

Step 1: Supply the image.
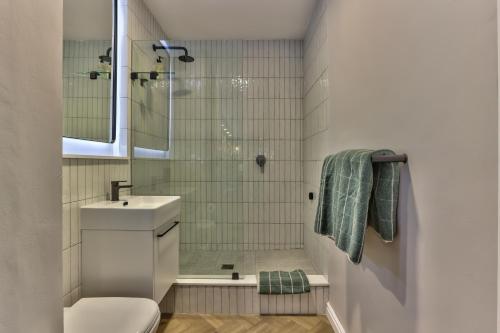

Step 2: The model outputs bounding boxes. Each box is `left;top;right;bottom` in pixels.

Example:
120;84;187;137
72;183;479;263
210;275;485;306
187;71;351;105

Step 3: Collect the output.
256;154;266;173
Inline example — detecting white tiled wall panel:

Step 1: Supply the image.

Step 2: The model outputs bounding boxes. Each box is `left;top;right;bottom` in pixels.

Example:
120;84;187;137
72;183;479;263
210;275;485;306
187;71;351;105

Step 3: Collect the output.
153;40;305;251
302;0;333;276
63;40;112;142
62;159;130;306
160;285;328;315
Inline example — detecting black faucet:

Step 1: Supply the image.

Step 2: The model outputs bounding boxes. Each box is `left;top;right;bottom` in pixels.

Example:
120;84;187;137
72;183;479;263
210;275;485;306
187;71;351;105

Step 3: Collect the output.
110;181;133;201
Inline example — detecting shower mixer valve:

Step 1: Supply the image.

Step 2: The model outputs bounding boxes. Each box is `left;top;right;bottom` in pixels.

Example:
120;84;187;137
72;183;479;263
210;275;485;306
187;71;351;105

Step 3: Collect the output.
256;154;266;173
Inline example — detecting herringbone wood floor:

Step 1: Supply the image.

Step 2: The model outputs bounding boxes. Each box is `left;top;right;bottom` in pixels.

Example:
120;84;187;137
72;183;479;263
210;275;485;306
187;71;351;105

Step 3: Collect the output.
157;314;335;333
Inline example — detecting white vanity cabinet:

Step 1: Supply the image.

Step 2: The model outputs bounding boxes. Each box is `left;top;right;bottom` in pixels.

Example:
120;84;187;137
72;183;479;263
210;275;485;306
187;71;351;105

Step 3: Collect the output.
80;196;180;304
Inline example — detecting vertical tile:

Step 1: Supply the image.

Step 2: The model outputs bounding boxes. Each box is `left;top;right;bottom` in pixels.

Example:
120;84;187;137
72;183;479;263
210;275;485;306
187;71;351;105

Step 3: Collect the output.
205;286;214;313
174;286;183;313
165;287;175;314
284;294;293;314
196;286;206;313
276;294;285;314
189;286;198;313
308;287;317;314
244;287;254;314
316;287;326;314
229;287;238;314
70;244;80;290
181;286;190;313
69;159;78;202
62;159;71;203
292;294;301;313
70;202;80;246
237;287;246;314
62;203;71;250
259;295;268;314
300;292;309;314
221;287;229;314
62;248;71;296
77;160;86;200
85;160;93;199
213;286;222;314
252;287;260;314
268;295;277;314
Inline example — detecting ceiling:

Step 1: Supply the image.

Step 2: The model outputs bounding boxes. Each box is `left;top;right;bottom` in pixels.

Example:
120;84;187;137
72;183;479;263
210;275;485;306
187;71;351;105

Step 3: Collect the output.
143;0;317;40
63;0;112;40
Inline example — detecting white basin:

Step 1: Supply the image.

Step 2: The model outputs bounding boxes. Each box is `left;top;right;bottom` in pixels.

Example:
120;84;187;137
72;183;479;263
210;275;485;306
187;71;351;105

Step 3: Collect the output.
81;196;181;231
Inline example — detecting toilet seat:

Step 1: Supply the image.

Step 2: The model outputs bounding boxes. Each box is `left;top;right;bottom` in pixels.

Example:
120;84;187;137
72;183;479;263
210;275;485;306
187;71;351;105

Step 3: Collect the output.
64;297;161;333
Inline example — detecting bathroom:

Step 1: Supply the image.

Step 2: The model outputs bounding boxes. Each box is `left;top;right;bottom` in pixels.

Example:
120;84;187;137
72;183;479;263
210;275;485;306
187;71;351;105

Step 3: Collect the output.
0;0;498;332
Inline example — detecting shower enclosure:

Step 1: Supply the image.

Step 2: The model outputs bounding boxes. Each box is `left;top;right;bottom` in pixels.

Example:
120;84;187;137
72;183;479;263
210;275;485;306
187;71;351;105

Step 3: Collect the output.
131;40;313;278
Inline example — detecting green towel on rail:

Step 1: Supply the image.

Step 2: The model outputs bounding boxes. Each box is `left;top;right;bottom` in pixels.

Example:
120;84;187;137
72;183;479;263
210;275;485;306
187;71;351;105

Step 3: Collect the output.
258;269;310;294
314;149;400;264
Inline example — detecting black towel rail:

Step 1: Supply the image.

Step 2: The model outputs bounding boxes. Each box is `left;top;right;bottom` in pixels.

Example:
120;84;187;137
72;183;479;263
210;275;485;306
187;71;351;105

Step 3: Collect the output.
371;154;408;163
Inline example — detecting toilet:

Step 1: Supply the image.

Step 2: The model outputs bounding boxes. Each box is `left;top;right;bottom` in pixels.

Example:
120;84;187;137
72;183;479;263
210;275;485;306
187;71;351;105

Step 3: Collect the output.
64;297;161;333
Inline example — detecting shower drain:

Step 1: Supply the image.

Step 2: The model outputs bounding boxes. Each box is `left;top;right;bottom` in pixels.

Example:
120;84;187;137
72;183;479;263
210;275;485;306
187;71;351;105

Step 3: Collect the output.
221;264;234;270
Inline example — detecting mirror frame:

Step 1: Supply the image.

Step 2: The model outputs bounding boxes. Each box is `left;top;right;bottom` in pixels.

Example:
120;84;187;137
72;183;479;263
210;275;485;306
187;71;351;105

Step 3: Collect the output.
110;0;118;142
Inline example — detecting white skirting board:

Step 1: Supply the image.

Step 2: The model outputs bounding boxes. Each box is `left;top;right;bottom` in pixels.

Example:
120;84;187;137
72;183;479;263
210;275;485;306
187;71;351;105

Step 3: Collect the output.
326;301;346;333
160;285;329;315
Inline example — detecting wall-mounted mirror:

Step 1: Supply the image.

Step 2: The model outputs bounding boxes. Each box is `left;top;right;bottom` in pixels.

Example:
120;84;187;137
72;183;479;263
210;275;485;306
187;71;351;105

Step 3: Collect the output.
63;0;117;143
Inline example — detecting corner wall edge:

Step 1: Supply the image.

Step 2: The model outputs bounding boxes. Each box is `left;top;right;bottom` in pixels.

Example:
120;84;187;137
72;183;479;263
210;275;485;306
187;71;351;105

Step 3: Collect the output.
326;301;346;333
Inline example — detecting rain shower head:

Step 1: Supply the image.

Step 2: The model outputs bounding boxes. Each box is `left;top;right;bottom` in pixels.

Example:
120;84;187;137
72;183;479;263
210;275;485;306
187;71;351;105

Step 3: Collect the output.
178;54;194;63
152;44;195;63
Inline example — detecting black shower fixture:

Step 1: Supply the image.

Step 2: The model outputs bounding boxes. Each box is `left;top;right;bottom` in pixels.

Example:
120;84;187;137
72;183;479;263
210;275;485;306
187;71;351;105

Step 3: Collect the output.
89;71;99;80
99;47;112;64
150;71;159;80
152;44;195;63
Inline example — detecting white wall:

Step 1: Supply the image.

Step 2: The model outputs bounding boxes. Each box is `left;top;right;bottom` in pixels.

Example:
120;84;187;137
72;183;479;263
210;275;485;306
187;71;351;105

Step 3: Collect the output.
304;0;498;332
0;1;63;332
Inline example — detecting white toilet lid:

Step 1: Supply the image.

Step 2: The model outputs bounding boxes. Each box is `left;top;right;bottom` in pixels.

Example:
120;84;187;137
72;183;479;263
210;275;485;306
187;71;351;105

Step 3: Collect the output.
64;297;160;333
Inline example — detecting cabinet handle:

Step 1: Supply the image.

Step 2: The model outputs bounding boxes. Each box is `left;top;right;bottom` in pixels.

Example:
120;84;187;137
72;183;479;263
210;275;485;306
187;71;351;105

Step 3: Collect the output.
157;221;179;238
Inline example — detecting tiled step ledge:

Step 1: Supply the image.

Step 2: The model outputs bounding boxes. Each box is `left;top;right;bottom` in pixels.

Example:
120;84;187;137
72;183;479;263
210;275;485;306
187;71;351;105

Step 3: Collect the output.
160;275;329;315
175;274;329;287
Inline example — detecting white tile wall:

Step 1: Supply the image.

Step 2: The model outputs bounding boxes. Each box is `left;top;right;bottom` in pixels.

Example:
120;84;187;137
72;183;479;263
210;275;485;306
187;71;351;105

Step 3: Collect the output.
302;0;332;276
155;40;304;251
62;159;130;306
63;40;112;142
160;285;328;315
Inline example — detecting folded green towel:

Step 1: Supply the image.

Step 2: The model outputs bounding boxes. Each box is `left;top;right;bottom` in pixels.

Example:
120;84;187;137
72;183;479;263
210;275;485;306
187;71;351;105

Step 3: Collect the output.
258;269;310;295
314;149;400;264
